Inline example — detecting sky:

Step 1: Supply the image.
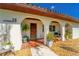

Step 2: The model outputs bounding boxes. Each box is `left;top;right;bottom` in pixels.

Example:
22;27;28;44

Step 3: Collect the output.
32;3;79;20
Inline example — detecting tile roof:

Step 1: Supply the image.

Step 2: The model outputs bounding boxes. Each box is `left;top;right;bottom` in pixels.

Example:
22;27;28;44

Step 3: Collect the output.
0;3;79;23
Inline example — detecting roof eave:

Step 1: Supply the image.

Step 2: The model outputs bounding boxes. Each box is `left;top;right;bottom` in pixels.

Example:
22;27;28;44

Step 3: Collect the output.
0;3;79;23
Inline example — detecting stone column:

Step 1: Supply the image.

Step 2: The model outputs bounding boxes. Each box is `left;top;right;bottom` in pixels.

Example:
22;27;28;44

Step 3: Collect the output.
61;23;66;41
10;24;22;51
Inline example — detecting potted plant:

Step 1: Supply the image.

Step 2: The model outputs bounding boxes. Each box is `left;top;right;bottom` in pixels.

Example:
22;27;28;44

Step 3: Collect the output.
65;30;72;40
46;32;55;47
21;23;29;42
21;23;29;32
22;35;29;43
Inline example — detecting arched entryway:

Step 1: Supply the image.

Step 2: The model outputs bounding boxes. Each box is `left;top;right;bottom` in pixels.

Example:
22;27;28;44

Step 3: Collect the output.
49;21;61;38
21;18;44;43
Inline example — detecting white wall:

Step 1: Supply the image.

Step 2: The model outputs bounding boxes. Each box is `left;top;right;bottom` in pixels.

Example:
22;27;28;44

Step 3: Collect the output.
72;23;79;39
0;9;63;24
10;24;22;50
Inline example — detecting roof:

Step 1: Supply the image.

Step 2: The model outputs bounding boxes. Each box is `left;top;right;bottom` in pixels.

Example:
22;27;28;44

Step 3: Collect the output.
0;3;79;23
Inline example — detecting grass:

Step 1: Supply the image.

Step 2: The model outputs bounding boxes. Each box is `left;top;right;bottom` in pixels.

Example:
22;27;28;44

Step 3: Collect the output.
51;39;79;56
15;48;32;56
4;48;32;56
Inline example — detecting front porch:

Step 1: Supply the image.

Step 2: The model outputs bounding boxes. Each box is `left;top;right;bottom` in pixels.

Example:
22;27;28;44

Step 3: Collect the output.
21;18;72;45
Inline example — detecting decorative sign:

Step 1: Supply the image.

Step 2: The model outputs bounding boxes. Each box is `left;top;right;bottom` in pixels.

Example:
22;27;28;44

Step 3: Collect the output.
0;18;17;23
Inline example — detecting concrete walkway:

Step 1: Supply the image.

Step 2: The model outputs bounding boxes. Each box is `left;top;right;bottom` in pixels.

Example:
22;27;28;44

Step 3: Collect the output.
31;45;57;56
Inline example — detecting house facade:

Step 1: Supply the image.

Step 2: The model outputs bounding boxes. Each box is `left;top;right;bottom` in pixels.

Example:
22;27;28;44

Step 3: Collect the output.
0;3;79;50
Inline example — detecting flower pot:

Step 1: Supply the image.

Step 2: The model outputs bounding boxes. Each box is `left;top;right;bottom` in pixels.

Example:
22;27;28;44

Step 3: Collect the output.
47;40;53;47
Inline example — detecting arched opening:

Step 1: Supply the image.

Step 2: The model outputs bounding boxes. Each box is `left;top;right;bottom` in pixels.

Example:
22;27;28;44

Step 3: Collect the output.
65;23;72;40
49;21;61;37
21;18;44;43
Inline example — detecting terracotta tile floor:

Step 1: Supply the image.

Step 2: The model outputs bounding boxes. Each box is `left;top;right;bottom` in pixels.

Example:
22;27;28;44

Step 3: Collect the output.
21;40;57;56
21;40;44;49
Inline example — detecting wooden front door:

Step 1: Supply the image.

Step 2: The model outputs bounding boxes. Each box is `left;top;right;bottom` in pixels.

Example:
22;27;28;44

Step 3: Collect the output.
30;23;37;40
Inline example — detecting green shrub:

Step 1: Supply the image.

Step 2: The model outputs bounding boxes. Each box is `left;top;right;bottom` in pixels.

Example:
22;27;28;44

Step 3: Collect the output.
46;32;55;41
65;30;72;40
21;23;29;32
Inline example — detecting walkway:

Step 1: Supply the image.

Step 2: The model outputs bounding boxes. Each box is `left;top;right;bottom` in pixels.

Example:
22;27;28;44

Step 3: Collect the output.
31;45;57;56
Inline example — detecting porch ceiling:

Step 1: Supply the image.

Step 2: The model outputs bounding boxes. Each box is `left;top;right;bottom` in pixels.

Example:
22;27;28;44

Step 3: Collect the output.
0;3;79;23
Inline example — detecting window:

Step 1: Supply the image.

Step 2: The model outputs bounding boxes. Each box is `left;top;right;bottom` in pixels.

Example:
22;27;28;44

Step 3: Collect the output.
42;25;44;32
49;25;53;32
52;25;55;31
49;25;55;32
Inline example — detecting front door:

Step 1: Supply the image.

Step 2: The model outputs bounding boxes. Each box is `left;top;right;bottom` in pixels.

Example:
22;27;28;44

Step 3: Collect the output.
30;23;37;40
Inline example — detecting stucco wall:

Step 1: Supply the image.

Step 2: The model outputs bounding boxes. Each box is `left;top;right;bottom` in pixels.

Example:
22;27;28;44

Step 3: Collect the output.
10;24;22;50
72;23;79;39
0;9;64;24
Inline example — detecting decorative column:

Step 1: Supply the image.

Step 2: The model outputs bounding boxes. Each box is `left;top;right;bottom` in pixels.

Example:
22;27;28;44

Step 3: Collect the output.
43;21;50;45
10;24;22;51
60;23;66;41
